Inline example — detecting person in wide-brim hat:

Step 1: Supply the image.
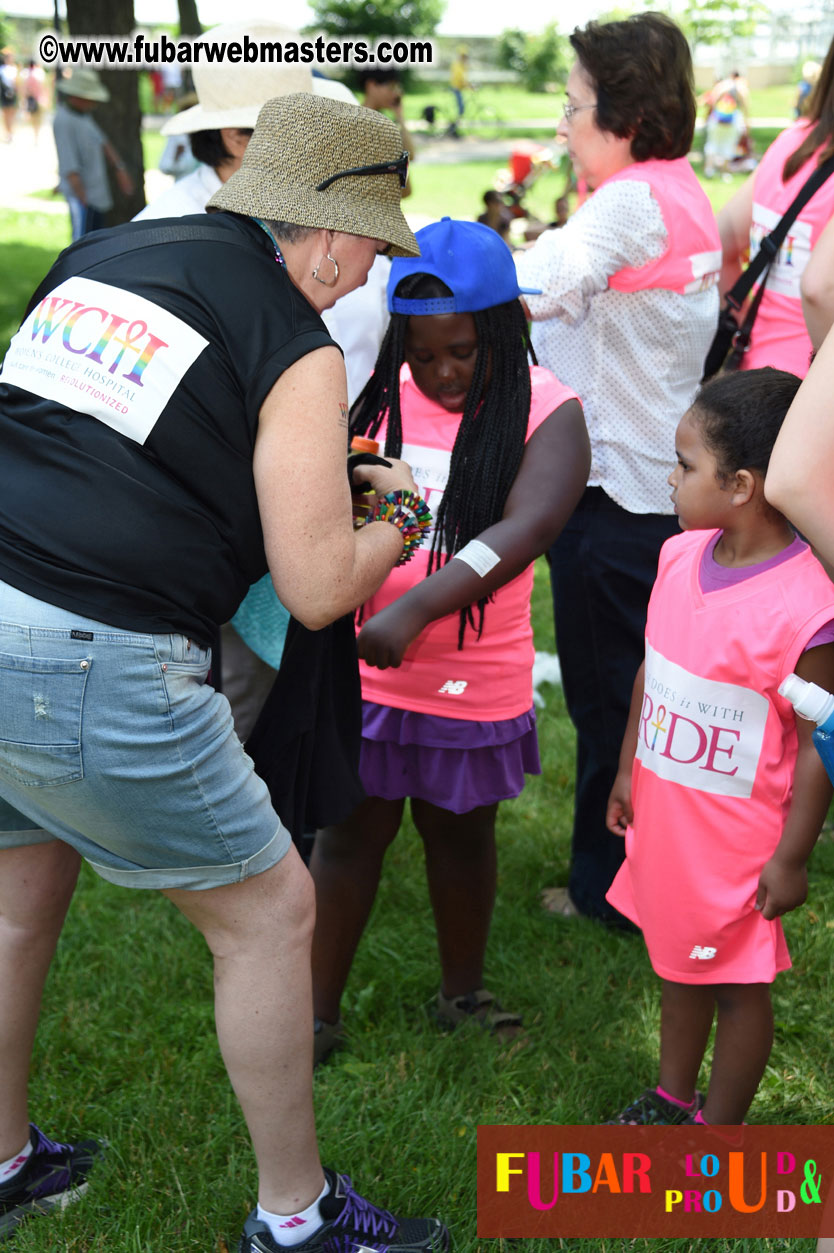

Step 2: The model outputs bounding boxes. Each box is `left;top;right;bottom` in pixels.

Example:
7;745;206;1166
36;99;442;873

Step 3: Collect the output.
209;91;418;257
160;20;311;135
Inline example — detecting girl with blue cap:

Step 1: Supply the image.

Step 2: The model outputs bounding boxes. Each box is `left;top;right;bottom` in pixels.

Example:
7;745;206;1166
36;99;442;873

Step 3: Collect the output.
310;218;590;1059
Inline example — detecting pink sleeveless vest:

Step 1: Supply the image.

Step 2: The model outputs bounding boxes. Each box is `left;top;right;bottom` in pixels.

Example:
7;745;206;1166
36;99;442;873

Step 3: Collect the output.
744;121;834;375
605;157;721;296
607;529;834;983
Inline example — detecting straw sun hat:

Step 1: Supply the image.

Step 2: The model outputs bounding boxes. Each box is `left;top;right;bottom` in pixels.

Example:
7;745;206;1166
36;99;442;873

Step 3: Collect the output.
208;92;419;257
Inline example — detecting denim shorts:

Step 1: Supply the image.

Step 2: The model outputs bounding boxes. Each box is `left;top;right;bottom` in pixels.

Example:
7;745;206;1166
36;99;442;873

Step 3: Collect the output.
0;580;290;890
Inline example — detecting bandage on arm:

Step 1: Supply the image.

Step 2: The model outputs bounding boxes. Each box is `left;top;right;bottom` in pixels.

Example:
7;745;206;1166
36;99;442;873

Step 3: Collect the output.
452;539;501;577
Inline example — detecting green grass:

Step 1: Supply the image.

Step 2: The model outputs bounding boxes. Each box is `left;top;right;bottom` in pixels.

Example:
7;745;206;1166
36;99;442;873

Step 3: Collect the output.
142;128;166;172
406;80;797;127
0;210;70;355
2;561;832;1253
746;82;796;119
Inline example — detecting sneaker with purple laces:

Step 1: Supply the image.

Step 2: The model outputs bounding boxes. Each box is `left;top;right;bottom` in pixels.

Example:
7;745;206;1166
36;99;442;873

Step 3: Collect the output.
0;1123;104;1240
238;1168;449;1253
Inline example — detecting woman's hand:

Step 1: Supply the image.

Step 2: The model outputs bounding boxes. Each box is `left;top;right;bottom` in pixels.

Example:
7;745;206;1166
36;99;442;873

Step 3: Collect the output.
355;456;417;498
357;600;427;669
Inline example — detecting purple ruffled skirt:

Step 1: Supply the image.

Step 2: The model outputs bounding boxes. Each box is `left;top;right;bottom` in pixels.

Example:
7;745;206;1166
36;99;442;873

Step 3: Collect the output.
359;701;541;814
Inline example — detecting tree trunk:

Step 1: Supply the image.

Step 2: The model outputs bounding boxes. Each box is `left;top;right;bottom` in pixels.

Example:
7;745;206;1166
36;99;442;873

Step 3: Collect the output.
177;0;202;37
65;0;146;222
176;0;202;93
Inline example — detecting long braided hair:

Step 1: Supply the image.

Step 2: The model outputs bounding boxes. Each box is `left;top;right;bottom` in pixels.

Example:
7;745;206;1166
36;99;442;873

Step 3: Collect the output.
350;272;537;646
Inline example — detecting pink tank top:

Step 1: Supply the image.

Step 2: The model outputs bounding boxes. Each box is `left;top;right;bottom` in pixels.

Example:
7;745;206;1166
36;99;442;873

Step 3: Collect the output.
607;529;834;983
357;364;577;720
744;121;834;375
605;157;721;296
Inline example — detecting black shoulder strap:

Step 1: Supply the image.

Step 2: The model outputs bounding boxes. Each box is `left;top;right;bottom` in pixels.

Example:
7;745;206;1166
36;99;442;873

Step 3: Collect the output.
725;151;834;312
24;219;271;320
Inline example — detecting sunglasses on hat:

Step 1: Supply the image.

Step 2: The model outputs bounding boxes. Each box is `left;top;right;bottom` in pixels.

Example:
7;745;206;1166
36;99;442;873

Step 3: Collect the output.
316;150;409;192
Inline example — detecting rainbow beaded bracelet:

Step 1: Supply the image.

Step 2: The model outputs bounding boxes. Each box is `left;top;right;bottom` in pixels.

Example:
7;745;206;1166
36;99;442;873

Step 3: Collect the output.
364;489;432;566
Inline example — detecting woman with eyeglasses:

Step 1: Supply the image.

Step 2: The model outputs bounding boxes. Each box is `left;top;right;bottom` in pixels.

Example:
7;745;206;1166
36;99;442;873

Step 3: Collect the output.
515;13;721;929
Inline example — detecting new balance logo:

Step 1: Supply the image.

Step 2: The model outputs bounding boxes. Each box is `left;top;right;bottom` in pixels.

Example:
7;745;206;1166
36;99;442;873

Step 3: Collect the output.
689;945;717;960
278;1217;307;1229
438;680;468;694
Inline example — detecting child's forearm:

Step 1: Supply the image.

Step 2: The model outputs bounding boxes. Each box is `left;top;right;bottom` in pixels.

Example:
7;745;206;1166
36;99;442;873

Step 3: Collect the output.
756;735;831;920
618;661;645;772
773;733;832;867
757;642;834;919
779;641;834;863
605;660;645;836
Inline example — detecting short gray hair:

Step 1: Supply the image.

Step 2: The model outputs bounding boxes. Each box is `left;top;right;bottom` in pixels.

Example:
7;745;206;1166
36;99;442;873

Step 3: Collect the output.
264;219;317;245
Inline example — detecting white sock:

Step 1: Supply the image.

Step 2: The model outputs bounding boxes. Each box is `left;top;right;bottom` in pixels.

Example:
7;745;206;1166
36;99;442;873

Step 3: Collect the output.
258;1176;330;1248
0;1139;33;1181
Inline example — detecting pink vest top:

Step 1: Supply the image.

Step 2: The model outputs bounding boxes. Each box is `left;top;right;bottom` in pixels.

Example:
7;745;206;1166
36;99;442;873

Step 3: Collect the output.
605;157;721;296
358;364;577;720
634;529;834;824
608;529;834;982
745;121;834;375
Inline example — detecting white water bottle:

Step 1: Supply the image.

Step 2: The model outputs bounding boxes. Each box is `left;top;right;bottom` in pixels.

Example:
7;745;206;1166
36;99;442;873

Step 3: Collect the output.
779;673;834;784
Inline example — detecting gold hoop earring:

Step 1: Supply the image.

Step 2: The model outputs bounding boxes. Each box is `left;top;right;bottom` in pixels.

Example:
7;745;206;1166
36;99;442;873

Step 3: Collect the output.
312;253;339;286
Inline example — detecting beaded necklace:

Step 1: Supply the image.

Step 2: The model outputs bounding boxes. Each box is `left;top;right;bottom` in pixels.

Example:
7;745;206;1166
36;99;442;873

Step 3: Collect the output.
254;217;286;267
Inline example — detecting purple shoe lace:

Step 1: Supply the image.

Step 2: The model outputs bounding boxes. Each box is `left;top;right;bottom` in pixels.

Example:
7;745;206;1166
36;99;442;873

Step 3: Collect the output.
333;1175;398;1248
25;1125;76;1196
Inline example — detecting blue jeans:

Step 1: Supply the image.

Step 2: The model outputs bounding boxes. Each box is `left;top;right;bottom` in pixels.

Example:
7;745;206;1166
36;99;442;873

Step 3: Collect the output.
549;488;678;924
0;580;289;889
66;197;107;241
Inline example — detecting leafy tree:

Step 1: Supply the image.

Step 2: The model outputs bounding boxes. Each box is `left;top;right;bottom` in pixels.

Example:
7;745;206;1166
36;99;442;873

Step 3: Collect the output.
308;0;444;39
495;28;527;78
65;0;145;222
524;23;566;92
496;22;565;93
677;0;768;52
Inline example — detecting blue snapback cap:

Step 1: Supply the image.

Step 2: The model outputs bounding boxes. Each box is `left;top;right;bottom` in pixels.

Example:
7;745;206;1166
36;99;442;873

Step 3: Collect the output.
387;216;541;315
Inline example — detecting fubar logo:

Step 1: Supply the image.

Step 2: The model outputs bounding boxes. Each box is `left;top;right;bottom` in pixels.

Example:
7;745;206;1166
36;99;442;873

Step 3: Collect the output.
477;1124;834;1238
